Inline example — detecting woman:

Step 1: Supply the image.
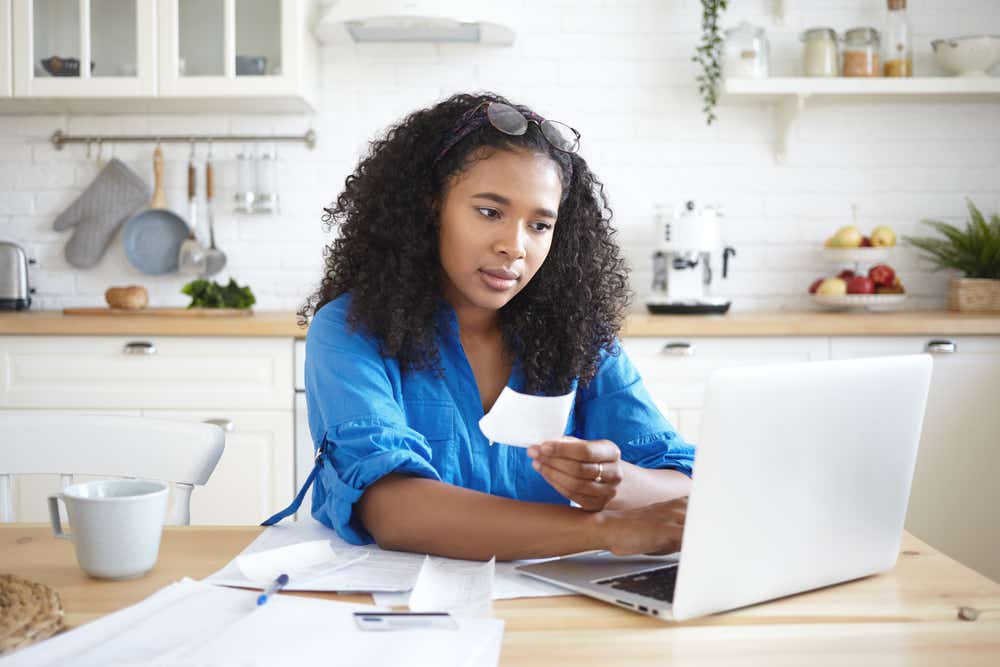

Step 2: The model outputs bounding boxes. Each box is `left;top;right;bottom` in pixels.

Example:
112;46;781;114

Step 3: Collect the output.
270;92;694;561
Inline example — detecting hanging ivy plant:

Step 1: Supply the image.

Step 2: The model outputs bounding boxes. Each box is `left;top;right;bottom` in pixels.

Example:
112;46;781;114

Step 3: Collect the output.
693;0;729;125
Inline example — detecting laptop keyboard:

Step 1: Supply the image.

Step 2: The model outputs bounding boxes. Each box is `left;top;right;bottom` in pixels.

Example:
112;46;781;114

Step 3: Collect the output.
595;565;679;603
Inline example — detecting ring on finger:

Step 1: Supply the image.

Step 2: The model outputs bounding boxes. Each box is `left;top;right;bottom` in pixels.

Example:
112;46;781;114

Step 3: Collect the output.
594;462;603;483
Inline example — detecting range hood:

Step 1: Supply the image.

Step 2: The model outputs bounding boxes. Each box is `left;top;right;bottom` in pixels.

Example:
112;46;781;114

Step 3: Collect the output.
314;0;515;45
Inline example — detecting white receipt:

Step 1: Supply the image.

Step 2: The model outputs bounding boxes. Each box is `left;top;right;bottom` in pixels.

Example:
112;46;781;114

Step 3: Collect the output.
205;522;425;592
408;555;495;618
235;539;369;586
372;558;571;607
478;386;576;447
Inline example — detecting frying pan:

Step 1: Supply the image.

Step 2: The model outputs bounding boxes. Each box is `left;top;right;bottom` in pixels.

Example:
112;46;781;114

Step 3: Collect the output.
122;147;189;275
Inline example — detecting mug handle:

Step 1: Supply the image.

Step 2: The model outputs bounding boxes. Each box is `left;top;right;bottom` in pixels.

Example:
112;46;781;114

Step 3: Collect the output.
48;494;71;540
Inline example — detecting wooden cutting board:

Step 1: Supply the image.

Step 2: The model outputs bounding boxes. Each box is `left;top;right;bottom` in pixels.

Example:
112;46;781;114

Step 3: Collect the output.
62;307;253;317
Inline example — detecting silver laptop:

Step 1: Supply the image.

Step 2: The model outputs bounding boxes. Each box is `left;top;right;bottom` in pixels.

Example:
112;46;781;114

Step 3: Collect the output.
517;354;933;621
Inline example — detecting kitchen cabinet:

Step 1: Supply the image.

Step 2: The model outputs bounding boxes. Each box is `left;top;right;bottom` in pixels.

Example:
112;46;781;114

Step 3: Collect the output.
157;0;317;109
5;0;316;111
0;335;293;410
830;336;1000;583
0;335;294;526
1;0;12;97
621;336;830;444
12;0;157;97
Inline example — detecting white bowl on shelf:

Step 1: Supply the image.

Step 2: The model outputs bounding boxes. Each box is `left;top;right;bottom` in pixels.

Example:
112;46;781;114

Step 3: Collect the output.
821;246;892;264
931;36;1000;77
812;293;907;311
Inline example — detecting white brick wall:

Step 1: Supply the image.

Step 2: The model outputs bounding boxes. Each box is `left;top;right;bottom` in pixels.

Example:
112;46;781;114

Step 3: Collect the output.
1;0;998;312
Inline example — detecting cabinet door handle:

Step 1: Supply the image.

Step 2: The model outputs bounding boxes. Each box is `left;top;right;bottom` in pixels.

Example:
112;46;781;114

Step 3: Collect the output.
662;342;695;357
204;419;234;432
123;341;157;355
925;340;957;354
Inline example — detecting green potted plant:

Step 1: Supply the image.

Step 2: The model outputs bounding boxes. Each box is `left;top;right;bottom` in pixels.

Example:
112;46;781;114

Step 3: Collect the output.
903;199;1000;312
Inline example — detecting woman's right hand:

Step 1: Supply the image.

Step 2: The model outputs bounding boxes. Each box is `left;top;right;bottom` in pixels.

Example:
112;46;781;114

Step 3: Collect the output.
597;497;688;557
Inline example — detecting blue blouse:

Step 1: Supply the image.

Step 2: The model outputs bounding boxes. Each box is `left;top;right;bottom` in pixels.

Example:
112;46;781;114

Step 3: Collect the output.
305;293;696;545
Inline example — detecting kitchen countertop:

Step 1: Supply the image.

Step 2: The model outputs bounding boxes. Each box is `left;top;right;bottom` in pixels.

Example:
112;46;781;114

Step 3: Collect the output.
1;309;999;337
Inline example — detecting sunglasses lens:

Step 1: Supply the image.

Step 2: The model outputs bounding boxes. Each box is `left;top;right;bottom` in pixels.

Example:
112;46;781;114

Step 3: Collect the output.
487;103;528;135
541;121;579;153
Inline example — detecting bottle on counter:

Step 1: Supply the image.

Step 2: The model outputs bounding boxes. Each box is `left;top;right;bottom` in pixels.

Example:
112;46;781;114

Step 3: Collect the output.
883;0;913;77
843;27;881;77
801;27;839;77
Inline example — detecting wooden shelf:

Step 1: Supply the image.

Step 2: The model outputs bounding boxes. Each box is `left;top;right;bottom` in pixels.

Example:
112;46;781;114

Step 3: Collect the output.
722;76;1000;161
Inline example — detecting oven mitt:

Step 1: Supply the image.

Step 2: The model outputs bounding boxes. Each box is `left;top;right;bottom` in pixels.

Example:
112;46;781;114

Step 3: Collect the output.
53;158;150;268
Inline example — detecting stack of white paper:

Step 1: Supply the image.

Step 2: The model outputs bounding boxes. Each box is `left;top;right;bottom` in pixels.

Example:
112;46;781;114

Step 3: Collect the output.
7;579;504;667
236;539;370;586
204;521;571;600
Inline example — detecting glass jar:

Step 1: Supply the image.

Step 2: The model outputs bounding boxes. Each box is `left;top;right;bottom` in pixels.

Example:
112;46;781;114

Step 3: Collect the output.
254;145;279;214
234;145;256;213
883;0;913;76
843;27;881;77
723;22;769;79
801;28;839;77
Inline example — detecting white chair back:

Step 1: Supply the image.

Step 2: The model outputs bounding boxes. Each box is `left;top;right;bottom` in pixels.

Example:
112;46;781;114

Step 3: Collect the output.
0;413;225;525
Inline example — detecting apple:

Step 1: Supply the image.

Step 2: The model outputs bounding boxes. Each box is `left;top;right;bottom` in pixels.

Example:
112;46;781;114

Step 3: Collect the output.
860;236;873;247
846;276;876;294
837;269;856;280
868;264;895;287
831;225;863;248
808;277;825;294
816;277;848;295
870;225;897;247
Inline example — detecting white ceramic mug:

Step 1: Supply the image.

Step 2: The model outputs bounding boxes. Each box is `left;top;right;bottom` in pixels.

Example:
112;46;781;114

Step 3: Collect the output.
48;479;169;580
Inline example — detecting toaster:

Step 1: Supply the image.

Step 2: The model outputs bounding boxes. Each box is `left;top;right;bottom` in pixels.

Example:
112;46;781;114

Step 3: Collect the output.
0;241;35;310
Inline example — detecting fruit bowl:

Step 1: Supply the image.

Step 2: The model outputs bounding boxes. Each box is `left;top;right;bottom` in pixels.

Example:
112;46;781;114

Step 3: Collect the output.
812;293;907;311
822;247;891;264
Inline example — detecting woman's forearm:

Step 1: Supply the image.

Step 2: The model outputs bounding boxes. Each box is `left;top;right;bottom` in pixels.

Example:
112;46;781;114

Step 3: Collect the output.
606;464;692;511
356;474;607;560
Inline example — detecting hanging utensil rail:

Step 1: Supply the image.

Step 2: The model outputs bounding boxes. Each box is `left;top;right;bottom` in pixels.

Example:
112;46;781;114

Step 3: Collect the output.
50;129;316;151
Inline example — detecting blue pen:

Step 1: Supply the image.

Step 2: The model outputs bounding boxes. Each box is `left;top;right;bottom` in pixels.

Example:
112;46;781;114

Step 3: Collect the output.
256;573;289;606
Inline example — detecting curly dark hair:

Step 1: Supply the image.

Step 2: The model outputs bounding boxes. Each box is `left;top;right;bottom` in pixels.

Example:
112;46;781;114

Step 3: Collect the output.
301;91;631;395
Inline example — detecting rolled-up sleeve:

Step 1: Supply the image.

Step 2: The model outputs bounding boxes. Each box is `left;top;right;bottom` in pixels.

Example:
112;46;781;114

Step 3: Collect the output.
574;340;696;477
306;297;441;544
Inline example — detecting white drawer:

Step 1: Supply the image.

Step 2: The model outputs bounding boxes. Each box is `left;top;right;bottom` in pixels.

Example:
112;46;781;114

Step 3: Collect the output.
621;336;830;410
0;336;293;410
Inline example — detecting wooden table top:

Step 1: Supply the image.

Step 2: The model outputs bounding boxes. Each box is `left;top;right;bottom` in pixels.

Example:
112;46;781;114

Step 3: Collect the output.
2;309;999;338
2;525;999;666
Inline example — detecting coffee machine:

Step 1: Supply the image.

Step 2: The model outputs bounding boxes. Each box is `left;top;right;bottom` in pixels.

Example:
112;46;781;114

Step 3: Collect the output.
646;201;736;315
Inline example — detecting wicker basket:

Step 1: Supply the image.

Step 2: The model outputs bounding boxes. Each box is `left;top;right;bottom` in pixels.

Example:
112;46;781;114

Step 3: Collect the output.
948;278;1000;312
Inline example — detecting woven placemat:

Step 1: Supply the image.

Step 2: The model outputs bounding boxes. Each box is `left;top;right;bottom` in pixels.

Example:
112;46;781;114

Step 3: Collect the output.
0;574;65;655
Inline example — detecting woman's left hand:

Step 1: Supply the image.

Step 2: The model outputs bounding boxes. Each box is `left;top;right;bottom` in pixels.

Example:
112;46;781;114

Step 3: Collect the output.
527;436;623;511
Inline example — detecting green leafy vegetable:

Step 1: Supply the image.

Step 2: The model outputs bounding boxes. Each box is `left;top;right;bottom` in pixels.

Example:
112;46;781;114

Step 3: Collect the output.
181;278;256;309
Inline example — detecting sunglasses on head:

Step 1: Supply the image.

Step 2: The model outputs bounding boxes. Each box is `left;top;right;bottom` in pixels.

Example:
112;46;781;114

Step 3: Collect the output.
435;101;581;163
